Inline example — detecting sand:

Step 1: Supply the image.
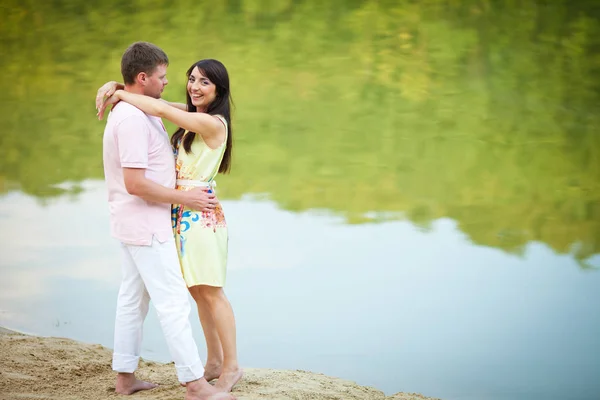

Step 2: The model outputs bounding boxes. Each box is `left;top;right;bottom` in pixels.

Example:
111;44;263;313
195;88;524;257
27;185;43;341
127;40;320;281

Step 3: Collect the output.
0;329;439;400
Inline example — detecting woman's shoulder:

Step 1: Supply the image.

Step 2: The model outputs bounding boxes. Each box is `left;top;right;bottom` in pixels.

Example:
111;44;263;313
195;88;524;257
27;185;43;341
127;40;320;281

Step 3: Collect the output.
213;114;228;127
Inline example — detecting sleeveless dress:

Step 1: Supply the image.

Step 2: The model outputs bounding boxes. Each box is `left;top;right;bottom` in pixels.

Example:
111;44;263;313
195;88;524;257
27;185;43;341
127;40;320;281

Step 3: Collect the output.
171;115;228;287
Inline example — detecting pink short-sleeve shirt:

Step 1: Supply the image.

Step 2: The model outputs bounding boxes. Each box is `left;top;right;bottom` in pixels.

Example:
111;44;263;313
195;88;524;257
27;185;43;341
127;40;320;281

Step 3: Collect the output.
102;101;175;246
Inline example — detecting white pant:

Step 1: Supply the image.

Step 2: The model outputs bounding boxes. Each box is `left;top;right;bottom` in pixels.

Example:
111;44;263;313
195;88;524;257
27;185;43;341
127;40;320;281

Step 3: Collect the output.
112;236;204;383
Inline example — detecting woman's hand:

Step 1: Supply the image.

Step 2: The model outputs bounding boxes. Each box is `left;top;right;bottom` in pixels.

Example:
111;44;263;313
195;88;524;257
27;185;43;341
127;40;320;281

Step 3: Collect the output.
97;90;122;120
96;81;123;120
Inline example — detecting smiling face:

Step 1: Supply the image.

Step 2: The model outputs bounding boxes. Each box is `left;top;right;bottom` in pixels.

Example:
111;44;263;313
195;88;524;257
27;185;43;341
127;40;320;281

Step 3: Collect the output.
187;66;217;111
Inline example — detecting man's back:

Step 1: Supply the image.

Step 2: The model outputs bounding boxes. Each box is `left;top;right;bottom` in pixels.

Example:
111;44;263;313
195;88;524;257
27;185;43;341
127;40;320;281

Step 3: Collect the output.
103;101;175;246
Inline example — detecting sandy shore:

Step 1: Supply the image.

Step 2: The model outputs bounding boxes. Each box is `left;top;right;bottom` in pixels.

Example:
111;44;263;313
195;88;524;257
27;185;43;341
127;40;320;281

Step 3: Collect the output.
0;328;440;400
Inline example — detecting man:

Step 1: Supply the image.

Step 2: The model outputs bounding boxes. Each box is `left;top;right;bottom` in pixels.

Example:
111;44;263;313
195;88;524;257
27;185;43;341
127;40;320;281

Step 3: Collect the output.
100;41;234;400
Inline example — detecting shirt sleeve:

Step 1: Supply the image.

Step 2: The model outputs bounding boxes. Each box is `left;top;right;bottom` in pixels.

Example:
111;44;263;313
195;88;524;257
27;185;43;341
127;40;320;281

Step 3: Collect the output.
115;115;150;168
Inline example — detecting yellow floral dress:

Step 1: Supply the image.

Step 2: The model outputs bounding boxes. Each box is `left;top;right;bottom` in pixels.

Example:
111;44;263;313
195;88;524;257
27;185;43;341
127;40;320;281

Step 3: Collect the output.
171;115;228;287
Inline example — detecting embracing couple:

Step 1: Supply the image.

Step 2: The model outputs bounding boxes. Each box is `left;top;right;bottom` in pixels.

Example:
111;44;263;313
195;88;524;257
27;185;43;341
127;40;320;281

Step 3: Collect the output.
97;41;241;400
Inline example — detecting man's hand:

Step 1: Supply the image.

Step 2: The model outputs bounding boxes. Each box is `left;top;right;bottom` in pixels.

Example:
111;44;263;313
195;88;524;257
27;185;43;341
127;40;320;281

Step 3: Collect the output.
122;168;218;211
181;188;219;212
96;81;123;120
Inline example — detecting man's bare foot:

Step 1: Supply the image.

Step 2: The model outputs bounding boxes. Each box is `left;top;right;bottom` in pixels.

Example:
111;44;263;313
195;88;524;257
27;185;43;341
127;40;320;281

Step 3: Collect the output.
204;362;223;382
215;368;243;393
185;378;236;400
115;372;158;395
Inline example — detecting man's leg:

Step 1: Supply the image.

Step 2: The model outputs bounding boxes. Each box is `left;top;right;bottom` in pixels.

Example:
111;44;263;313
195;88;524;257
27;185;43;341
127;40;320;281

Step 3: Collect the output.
128;237;235;399
131;237;204;382
113;243;157;394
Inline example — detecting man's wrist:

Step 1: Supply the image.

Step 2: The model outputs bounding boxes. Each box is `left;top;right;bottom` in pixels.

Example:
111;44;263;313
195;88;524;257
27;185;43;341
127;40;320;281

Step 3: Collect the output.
175;190;189;206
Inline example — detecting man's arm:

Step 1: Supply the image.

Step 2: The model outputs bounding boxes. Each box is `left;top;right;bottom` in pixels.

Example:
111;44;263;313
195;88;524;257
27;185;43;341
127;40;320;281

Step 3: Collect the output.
115;116;216;211
123;168;216;211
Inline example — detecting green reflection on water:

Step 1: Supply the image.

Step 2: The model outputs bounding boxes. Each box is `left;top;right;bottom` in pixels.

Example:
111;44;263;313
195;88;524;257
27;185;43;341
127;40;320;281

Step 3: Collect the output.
1;0;599;263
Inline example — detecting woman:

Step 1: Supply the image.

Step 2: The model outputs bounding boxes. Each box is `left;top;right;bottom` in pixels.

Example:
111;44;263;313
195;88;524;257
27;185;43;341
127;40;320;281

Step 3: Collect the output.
97;59;242;393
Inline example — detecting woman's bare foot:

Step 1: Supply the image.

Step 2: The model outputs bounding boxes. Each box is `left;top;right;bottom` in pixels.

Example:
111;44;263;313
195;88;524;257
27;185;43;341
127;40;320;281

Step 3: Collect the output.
185;378;236;400
203;362;223;382
215;368;243;393
115;372;158;395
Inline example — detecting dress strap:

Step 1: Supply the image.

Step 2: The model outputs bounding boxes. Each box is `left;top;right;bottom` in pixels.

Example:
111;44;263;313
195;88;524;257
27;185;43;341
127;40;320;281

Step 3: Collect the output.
215;115;227;129
204;116;228;181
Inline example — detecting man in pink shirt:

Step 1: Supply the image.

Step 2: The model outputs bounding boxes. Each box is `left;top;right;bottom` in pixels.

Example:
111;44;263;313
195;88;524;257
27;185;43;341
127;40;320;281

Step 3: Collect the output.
101;42;233;400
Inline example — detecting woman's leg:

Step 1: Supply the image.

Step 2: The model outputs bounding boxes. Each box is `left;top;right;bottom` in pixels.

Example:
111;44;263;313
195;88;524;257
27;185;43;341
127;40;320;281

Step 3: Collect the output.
189;285;243;392
190;287;224;381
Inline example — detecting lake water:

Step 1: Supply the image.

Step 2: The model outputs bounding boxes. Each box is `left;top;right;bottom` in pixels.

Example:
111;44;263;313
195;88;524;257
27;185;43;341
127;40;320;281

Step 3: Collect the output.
1;1;599;399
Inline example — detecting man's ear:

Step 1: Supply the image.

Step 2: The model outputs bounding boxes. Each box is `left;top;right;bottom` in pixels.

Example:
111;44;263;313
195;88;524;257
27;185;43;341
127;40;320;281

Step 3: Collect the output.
136;72;148;86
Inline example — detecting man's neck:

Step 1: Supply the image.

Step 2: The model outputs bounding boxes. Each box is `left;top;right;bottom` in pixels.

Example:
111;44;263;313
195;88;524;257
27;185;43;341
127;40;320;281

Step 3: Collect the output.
124;84;145;95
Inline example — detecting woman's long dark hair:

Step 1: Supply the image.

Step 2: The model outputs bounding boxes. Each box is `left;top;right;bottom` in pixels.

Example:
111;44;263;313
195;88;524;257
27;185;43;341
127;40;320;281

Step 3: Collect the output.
170;59;233;174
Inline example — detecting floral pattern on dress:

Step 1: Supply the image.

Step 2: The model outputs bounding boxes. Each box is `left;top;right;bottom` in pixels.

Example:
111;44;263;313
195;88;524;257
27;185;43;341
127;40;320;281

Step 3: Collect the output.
171;193;227;256
171;131;227;257
171;206;199;256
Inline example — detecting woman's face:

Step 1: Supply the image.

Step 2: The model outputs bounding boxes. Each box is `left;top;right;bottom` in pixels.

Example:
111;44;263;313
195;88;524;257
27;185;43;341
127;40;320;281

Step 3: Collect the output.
187;66;217;111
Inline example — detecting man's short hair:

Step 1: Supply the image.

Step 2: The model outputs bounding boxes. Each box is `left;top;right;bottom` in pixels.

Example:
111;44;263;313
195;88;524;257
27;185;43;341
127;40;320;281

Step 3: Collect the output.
121;42;169;85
